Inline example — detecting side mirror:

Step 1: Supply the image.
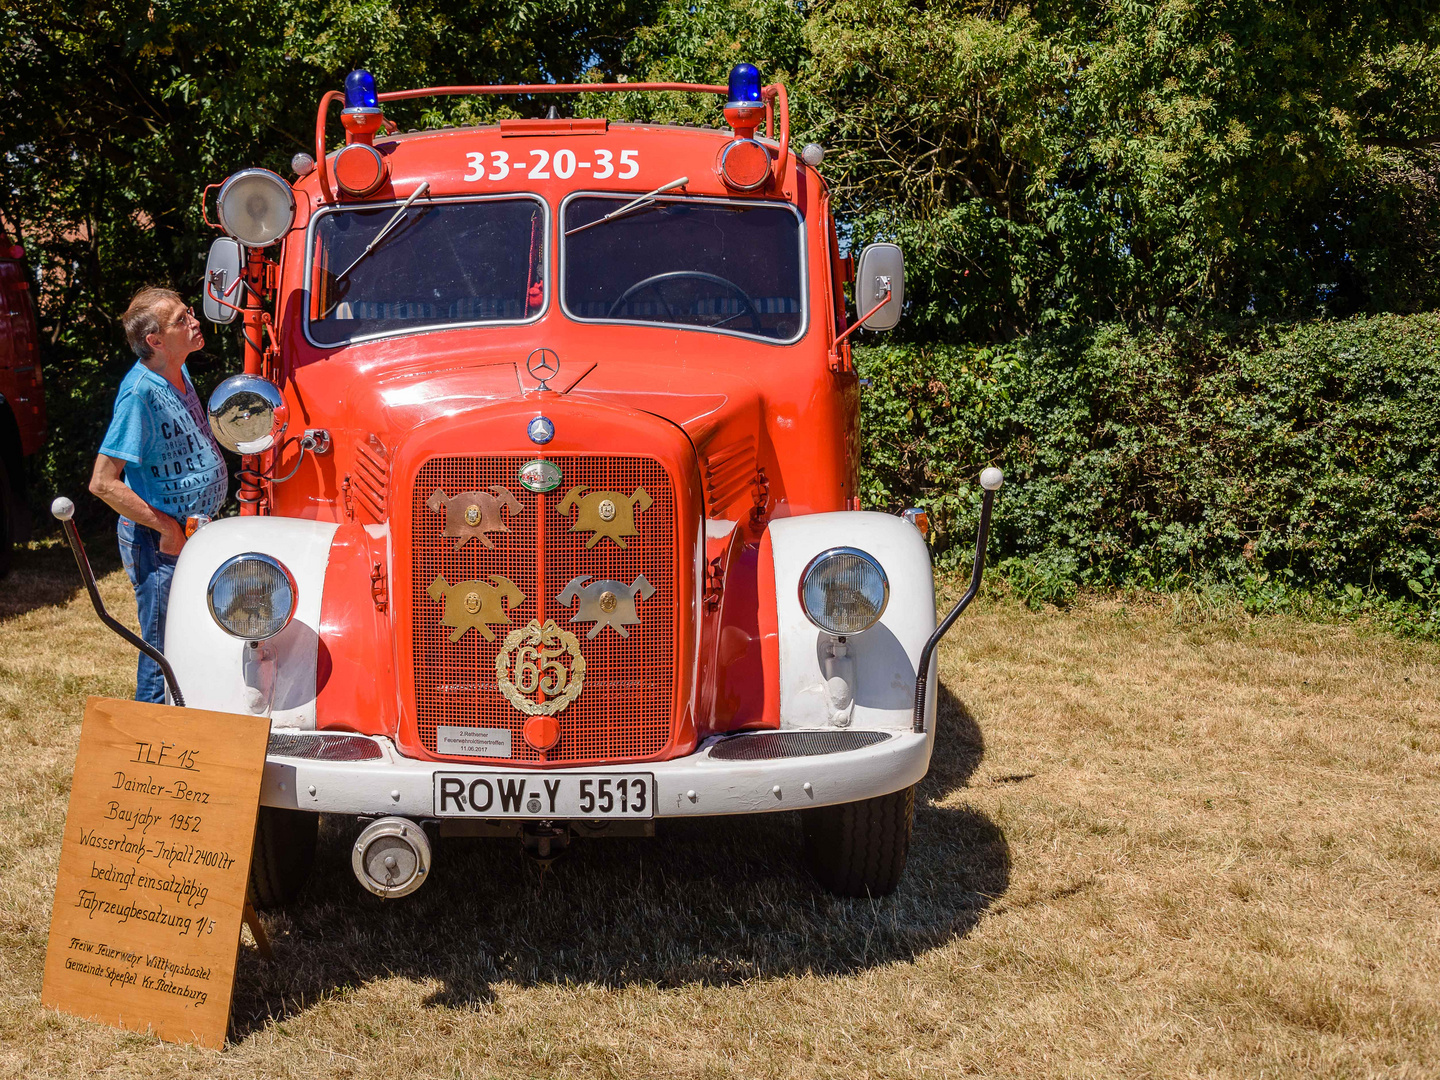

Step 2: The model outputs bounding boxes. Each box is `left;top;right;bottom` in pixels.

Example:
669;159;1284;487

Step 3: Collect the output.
208;374;287;454
855;242;904;332
202;237;243;326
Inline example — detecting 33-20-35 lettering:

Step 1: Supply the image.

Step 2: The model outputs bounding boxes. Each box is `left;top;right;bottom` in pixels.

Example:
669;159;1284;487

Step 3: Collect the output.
464;149;639;182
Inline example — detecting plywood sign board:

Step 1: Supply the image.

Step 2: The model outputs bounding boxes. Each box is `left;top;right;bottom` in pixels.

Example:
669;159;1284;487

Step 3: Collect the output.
41;697;271;1050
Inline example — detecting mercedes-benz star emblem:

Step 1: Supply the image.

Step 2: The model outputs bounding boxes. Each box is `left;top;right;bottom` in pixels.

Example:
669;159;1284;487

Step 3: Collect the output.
526;348;561;390
528;416;555;445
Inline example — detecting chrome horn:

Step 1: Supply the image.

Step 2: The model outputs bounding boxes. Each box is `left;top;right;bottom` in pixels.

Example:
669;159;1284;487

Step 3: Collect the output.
208;374;287;454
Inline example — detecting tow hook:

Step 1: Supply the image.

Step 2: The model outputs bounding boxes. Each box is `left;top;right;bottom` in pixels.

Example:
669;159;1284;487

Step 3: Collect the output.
50;496;187;706
521;821;571;867
911;468;1003;732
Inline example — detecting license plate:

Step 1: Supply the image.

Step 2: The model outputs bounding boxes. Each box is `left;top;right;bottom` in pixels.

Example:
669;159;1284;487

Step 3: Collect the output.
434;771;655;819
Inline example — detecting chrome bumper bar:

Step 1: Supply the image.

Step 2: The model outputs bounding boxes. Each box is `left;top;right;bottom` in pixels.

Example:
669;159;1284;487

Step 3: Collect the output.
260;728;932;818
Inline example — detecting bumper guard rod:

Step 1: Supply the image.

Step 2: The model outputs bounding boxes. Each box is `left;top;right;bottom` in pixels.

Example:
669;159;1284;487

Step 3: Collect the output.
51;497;187;707
912;469;1003;732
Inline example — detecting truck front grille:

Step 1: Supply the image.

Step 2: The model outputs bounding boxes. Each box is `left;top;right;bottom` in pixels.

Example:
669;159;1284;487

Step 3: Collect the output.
410;455;677;764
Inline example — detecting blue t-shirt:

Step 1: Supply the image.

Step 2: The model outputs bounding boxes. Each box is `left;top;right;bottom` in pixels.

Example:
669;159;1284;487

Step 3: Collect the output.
99;361;227;524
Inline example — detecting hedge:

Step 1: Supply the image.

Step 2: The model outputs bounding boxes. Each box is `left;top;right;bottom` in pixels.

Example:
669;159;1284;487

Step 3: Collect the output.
857;313;1440;611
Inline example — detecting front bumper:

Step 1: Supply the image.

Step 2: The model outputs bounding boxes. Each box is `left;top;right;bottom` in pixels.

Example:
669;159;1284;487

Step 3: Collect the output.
260;728;933;818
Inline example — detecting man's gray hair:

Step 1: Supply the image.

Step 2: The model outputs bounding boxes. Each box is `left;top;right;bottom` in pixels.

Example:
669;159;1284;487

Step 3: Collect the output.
121;287;183;360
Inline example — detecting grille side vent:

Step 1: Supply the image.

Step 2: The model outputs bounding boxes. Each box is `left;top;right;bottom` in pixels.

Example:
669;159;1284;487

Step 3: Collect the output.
351;435;390;523
704;435;758;517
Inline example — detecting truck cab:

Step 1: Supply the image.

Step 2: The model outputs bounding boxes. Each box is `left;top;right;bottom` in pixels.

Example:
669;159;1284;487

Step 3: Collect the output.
172;66;952;906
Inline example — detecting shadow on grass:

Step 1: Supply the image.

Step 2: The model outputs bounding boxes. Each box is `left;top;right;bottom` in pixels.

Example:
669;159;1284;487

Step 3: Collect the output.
0;529;123;622
230;684;1009;1033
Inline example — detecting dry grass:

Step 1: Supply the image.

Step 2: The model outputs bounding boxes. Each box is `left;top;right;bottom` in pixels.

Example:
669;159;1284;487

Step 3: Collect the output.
2;540;1438;1078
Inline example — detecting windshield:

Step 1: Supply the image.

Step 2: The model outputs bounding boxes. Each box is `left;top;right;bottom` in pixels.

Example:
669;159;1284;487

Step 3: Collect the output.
307;197;545;346
562;196;804;342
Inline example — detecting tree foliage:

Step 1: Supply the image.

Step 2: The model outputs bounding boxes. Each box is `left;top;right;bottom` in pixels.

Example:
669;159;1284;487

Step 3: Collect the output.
0;0;658;509
626;0;1440;338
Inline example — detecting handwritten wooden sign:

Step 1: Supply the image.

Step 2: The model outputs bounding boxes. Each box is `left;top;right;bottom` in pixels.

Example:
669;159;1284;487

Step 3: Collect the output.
41;697;271;1050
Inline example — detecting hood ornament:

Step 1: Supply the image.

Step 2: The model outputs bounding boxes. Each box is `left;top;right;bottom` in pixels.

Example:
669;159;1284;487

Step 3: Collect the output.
526;348;560;391
557;574;655;639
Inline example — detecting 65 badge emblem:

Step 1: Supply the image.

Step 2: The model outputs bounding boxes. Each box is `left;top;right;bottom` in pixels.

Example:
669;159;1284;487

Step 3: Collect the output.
496;619;586;717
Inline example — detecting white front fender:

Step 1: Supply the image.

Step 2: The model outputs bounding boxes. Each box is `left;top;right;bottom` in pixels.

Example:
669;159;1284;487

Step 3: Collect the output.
765;511;937;733
164;516;340;727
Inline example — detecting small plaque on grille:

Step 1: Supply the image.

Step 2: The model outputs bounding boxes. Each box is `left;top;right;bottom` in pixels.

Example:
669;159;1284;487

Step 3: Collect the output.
437;726;513;758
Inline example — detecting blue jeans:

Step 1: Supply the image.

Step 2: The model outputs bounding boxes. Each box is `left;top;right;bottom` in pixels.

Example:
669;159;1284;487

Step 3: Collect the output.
117;518;178;704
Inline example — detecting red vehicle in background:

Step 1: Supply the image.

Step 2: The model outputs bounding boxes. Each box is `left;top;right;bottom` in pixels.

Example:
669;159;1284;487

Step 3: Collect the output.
52;65;1002;908
0;236;46;575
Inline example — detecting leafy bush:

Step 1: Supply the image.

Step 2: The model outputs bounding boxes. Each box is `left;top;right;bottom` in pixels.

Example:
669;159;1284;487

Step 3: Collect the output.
858;312;1440;611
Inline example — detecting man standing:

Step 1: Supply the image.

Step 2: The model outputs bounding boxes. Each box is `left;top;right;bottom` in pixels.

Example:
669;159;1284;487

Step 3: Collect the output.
89;287;227;702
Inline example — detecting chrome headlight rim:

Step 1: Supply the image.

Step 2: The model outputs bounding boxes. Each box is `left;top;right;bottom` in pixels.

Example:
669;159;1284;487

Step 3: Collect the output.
216;167;297;248
797;545;890;636
207;552;298;641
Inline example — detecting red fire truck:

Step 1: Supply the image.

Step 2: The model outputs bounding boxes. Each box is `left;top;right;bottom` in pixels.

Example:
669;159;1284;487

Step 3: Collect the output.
0;236;46;576
68;67;1000;906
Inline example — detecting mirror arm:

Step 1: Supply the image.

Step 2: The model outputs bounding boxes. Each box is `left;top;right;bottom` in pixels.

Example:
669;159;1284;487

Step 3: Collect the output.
831;282;892;354
204;272;245;319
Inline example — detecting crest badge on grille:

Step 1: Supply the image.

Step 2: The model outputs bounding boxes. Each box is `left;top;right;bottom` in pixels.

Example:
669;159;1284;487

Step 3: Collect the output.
556;574;655;639
496;619;587;716
518;459;563;493
556;485;652;548
427;574;524;642
427;485;522;549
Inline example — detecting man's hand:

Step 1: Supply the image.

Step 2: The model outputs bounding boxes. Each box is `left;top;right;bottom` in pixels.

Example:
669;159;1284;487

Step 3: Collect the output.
90;454;187;556
157;517;187;556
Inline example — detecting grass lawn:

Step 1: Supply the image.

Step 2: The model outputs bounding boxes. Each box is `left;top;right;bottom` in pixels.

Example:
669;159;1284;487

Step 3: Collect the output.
1;538;1437;1078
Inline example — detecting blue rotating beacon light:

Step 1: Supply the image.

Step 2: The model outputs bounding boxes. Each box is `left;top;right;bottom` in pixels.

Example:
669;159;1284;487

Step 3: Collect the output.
724;62;765;139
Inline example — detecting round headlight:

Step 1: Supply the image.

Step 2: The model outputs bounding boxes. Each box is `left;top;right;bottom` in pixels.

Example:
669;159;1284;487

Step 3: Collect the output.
798;547;889;635
217;168;296;247
208;554;297;640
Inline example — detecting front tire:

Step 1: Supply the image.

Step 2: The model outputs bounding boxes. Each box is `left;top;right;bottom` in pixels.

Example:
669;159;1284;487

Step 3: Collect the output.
801;785;915;897
248;807;317;910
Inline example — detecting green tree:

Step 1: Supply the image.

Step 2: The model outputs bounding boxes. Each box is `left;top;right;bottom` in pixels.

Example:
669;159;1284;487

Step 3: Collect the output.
0;0;659;515
798;0;1440;338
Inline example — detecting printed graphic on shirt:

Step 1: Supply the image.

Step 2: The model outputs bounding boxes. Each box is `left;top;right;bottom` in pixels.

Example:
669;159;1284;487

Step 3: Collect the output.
100;364;228;523
142;382;226;518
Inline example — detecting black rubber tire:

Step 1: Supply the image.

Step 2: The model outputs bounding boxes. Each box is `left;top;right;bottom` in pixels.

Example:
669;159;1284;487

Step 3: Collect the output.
248;807;318;910
801;785;915;898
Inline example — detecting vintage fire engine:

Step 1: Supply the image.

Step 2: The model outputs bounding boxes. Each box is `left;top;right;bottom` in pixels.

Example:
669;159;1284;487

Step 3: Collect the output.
58;66;1002;907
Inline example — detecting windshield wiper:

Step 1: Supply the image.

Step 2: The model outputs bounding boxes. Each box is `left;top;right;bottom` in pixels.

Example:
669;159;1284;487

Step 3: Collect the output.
334;181;431;282
564;177;688;237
